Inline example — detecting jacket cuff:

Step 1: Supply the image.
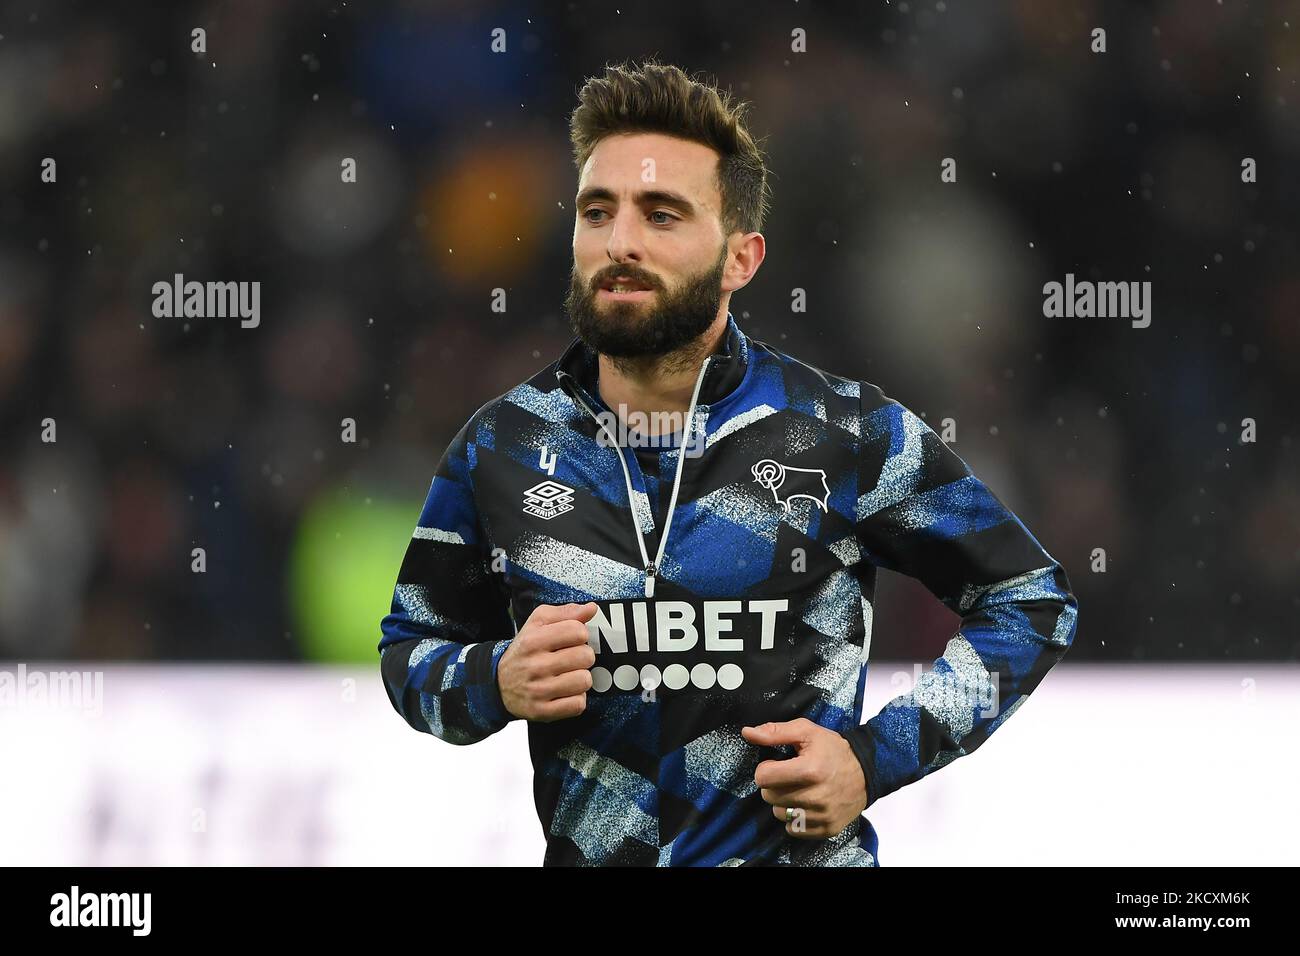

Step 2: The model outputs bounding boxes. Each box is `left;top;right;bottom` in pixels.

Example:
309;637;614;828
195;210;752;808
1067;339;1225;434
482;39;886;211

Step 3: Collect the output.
840;724;883;811
479;638;517;732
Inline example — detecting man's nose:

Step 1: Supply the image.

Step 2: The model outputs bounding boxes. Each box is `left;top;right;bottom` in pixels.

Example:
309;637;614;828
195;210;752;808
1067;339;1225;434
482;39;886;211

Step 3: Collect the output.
605;207;646;263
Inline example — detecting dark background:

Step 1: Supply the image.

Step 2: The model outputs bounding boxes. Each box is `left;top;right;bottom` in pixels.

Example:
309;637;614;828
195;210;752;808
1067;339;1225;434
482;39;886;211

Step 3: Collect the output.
1;0;1296;664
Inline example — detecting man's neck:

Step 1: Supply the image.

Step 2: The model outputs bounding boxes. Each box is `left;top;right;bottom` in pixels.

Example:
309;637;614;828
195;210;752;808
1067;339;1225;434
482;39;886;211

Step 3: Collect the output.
595;312;728;439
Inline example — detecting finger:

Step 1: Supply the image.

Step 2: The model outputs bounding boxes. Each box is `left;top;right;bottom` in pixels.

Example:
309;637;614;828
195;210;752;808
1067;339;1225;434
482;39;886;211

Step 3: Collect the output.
537;669;594;699
758;784;819;808
523;603;572;627
790;815;837;839
741;718;813;748
534;618;594;651
527;602;597;627
772;803;827;838
534;692;587;722
754;754;818;791
539;643;597;676
770;803;811;828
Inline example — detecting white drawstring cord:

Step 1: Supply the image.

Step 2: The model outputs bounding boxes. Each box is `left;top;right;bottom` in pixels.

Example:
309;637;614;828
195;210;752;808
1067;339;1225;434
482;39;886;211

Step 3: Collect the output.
647;357;711;597
564;356;712;598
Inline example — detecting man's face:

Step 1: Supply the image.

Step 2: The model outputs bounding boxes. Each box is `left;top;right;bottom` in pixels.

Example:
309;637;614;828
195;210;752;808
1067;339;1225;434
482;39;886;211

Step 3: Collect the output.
565;132;730;358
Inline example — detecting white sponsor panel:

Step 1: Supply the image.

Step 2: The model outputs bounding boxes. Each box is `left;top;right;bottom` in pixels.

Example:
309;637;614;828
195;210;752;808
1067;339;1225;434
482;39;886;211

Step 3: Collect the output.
0;664;1293;865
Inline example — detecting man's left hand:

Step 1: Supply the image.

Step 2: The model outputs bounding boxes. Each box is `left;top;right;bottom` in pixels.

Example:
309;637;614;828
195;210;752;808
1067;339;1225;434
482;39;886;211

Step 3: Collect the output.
741;718;869;840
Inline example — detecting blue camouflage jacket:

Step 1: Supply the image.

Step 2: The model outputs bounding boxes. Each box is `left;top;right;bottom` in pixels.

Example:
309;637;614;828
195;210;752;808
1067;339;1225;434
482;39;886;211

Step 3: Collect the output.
378;311;1079;866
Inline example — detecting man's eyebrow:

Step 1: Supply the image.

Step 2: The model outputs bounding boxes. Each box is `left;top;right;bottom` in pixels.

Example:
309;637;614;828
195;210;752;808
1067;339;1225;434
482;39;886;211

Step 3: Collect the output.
575;186;697;215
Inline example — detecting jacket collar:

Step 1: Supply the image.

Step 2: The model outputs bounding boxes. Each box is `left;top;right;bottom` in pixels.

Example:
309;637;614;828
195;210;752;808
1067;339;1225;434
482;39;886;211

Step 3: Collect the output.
555;311;750;413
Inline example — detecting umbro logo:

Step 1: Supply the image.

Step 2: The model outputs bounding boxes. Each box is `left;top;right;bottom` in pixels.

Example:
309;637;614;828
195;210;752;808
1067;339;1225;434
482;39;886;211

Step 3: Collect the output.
523;480;575;520
751;458;830;513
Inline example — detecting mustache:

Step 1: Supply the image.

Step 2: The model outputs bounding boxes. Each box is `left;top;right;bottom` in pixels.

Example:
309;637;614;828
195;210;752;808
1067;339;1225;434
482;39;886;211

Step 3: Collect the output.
591;269;660;290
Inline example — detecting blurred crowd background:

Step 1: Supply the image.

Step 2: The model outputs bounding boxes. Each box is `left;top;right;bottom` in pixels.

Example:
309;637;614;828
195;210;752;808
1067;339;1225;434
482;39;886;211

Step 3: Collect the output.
1;0;1296;665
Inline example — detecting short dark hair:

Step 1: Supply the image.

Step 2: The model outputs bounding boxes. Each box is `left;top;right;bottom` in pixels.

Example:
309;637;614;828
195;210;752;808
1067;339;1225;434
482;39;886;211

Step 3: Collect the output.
569;58;772;237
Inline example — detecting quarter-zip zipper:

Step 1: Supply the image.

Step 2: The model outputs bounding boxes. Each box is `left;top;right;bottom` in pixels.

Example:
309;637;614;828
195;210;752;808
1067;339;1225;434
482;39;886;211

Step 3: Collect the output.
559;357;712;598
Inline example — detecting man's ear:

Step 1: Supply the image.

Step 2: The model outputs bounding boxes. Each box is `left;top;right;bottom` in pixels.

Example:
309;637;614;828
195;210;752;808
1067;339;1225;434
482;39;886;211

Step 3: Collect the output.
723;231;766;293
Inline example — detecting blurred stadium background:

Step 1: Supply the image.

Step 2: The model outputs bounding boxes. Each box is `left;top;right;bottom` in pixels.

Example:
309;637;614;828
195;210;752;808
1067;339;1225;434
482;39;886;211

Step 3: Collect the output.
0;0;1296;864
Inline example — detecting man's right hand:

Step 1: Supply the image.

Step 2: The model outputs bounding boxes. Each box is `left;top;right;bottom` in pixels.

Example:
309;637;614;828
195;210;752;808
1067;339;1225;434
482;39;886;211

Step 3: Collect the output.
498;602;599;722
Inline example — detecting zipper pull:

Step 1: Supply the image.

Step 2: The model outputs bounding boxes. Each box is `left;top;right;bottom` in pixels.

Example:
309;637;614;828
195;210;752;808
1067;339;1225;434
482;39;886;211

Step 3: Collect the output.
644;564;657;598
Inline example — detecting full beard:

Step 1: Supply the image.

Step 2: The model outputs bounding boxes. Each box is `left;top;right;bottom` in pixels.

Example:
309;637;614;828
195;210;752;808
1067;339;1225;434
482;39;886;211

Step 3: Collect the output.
563;245;728;372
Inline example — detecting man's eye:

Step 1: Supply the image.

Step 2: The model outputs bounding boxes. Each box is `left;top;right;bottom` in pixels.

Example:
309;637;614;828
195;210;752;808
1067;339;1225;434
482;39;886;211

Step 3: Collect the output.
582;209;674;224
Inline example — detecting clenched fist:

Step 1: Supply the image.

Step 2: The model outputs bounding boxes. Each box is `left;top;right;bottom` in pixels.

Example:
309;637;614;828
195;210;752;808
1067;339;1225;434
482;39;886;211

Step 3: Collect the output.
498;602;599;722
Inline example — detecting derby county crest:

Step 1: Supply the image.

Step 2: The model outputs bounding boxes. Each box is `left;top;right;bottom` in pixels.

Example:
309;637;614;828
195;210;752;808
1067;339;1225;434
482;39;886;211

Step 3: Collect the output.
751;459;831;514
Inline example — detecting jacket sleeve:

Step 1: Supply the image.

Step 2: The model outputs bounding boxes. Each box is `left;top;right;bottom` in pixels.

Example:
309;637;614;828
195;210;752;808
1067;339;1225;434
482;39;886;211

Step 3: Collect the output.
841;381;1079;808
378;415;518;745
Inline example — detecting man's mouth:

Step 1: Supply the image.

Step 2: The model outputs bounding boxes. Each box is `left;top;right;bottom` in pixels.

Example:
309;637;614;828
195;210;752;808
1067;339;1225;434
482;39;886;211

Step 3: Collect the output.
598;275;655;296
